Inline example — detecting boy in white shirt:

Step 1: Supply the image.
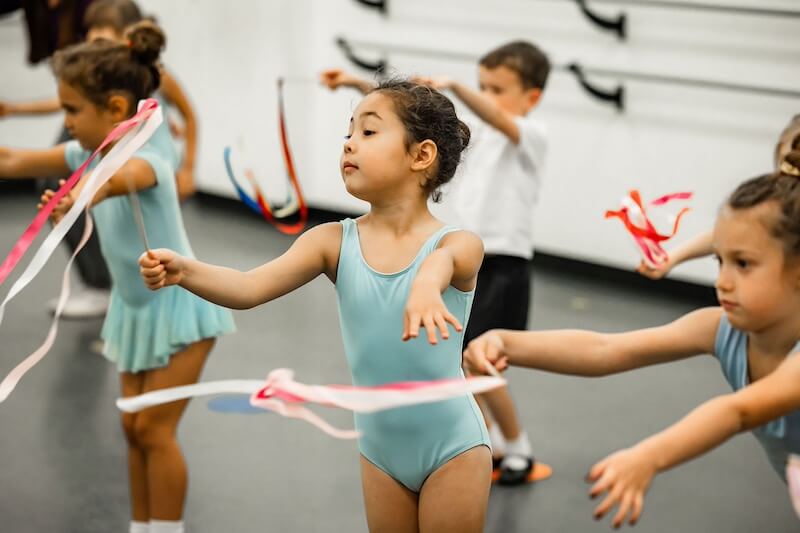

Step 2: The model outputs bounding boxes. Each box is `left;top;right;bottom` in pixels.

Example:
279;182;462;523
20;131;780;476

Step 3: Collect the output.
320;41;549;484
415;41;549;485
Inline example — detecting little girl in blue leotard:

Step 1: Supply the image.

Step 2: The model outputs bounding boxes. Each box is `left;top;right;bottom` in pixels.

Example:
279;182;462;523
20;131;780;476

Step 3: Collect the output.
465;166;800;528
139;80;493;532
1;22;234;533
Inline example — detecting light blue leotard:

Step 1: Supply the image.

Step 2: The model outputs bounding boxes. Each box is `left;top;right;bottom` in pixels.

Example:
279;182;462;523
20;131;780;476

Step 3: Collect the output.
714;314;800;479
64;118;234;373
335;218;490;492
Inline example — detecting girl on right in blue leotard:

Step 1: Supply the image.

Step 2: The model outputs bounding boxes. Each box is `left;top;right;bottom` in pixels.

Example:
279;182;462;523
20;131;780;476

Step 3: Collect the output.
140;80;493;532
465;163;800;528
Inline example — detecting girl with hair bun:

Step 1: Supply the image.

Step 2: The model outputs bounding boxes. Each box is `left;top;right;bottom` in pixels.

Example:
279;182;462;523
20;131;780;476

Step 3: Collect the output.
0;21;234;533
139;79;496;532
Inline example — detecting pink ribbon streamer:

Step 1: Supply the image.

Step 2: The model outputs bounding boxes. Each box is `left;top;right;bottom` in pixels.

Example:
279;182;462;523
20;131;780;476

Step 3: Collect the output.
605;190;693;268
117;368;506;439
0;100;163;403
788;455;800;519
0;99;159;287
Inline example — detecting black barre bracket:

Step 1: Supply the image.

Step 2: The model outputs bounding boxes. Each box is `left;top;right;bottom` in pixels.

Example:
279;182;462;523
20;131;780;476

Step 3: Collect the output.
353;0;387;14
574;0;627;40
336;37;387;74
568;63;625;111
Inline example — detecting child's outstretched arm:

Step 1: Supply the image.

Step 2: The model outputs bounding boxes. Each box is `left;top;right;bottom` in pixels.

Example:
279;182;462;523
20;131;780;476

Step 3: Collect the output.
319;69;375;95
414;77;521;144
638;230;713;280
40;158;160;222
159;70;198;200
587;352;800;528
0;97;61;118
463;307;721;376
403;230;483;344
140;222;341;310
0;145;69;178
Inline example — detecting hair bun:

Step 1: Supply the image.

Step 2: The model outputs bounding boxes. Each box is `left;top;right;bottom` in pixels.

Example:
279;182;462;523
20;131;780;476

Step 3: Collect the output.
126;20;165;66
457;120;471;151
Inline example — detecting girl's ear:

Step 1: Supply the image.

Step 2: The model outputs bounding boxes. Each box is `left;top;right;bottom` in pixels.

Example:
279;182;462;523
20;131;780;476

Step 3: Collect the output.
410;139;438;173
106;94;131;122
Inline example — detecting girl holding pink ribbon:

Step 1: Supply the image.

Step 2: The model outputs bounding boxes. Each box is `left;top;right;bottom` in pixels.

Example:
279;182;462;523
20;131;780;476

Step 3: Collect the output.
0;21;234;533
465;169;800;528
140;80;494;532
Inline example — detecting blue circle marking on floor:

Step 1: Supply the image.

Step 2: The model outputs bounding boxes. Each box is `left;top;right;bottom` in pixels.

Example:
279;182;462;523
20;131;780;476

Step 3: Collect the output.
207;395;270;414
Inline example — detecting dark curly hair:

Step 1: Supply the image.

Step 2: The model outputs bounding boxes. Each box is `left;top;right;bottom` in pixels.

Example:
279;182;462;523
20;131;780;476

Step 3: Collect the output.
372;79;471;202
52;20;165;113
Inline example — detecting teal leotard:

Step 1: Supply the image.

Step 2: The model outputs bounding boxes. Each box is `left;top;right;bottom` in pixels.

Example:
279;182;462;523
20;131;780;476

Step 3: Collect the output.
335;218;490;492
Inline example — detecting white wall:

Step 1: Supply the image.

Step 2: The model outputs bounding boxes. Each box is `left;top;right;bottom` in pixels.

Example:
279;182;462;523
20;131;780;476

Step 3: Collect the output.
2;0;798;285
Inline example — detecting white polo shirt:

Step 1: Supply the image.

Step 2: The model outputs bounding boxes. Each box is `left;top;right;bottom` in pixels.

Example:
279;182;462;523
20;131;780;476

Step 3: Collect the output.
446;114;547;260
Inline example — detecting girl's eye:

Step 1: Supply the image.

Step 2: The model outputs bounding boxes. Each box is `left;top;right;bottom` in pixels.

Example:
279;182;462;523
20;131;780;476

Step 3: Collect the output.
363;130;375;136
344;135;352;140
736;259;749;269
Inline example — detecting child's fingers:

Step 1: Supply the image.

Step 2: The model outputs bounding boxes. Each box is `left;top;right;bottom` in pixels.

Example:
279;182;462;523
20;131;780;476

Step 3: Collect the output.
612;492;633;529
587;461;606;483
407;313;421;339
443;311;462;332
423;314;438;344
138;252;159;268
433;313;449;340
483;359;501;377
593;484;623;520
630;494;644;525
589;469;614;498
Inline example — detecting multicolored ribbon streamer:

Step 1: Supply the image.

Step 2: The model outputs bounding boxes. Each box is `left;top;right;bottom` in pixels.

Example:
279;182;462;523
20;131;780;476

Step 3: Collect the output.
117;368;506;439
223;78;308;235
0;100;163;403
605;190;692;267
789;455;800;519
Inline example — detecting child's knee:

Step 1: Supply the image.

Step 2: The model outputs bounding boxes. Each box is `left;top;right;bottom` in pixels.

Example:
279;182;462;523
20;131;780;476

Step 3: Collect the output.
121;412;139;445
132;412;175;450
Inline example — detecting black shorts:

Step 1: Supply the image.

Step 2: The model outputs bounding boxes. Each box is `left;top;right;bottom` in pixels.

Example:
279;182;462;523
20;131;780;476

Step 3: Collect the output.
463;255;532;348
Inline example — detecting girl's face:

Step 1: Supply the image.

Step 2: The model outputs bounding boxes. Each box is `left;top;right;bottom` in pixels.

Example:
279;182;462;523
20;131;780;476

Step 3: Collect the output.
340;92;433;204
713;203;800;332
58;80;123;151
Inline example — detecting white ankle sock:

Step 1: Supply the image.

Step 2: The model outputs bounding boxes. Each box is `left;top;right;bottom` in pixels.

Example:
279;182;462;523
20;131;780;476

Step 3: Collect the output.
488;423;506;457
129;521;149;533
150;520;185;533
501;431;532;470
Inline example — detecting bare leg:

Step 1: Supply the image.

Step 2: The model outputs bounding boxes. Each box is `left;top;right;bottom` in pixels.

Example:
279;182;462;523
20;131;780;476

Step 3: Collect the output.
480;386;521;440
360;456;420;533
134;338;215;520
418;446;492;533
120;372;148;522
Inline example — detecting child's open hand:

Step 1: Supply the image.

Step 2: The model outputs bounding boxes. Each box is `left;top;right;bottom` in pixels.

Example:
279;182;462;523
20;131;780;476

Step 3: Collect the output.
139;249;184;290
402;282;463;344
463;331;508;375
319;69;358;91
587;446;656;528
38;180;73;224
